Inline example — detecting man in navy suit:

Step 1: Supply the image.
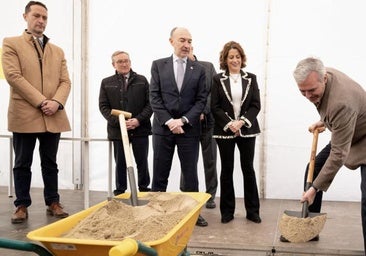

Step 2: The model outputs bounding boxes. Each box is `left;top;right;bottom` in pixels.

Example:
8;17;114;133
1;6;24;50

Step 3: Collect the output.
149;27;208;226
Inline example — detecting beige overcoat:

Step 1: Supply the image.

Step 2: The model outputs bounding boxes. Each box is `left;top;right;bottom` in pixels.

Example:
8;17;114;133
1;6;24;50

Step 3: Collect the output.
1;31;71;133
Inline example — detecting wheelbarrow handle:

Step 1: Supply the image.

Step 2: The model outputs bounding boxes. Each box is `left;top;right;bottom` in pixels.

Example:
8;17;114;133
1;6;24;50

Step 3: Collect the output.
109;238;158;256
0;238;53;256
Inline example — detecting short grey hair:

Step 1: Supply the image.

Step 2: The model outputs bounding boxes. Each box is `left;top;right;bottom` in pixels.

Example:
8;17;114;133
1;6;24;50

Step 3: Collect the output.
111;51;129;62
293;57;326;84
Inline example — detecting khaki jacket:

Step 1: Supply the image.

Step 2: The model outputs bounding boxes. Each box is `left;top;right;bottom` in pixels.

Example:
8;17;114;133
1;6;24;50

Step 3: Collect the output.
1;31;71;133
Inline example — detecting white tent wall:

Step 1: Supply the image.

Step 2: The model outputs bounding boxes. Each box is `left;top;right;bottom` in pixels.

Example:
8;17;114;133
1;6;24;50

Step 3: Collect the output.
264;0;366;201
1;0;365;202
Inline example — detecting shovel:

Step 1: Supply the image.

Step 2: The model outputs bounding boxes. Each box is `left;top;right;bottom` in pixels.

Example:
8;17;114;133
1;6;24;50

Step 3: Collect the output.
109;109;149;206
279;127;327;242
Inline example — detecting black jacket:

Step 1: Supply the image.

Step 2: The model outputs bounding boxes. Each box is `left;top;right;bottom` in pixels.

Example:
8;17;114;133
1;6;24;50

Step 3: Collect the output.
99;69;152;140
211;70;261;139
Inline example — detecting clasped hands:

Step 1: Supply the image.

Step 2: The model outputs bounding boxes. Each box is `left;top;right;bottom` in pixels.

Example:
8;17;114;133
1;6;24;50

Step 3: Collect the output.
167;118;185;134
126;118;140;130
40;100;59;116
228;120;245;136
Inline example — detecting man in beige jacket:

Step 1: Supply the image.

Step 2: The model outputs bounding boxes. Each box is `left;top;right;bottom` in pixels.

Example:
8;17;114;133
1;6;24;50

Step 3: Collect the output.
293;57;366;251
1;1;71;223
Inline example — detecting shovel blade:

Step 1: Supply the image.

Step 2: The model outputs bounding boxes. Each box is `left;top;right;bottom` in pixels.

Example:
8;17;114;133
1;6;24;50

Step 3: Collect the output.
284;210;326;218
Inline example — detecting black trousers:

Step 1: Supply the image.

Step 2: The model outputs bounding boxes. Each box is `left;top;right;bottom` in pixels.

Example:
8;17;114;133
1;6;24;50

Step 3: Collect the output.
179;124;218;199
12;132;61;207
200;125;218;200
360;165;366;254
216;136;260;219
152;134;199;192
113;136;150;194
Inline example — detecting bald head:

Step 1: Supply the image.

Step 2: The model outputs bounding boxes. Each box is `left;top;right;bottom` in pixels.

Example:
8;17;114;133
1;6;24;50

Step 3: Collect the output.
169;27;192;58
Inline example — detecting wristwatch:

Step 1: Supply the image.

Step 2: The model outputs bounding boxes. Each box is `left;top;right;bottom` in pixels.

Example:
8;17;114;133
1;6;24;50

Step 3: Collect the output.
181;117;187;125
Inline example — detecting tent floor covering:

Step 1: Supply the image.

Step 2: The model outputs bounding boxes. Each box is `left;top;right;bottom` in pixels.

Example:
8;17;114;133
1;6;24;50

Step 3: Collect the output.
0;187;363;256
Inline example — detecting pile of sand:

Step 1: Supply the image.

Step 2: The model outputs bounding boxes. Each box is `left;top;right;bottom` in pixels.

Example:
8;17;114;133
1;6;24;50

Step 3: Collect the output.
279;213;327;242
63;193;199;242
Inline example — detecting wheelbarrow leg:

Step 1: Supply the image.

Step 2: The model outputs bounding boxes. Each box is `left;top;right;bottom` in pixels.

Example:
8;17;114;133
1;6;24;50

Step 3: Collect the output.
178;246;190;256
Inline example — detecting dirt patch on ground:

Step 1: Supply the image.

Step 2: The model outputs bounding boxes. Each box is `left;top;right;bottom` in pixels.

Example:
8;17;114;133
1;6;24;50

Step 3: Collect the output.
63;193;199;242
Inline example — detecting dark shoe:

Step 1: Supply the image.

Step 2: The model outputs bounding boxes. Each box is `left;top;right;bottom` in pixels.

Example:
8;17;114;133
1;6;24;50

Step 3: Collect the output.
139;187;151;192
113;190;125;196
310;235;319;241
246;214;261;223
280;235;319;242
47;202;69;218
196;215;208;227
11;206;28;224
205;199;216;209
280;235;289;242
221;215;234;224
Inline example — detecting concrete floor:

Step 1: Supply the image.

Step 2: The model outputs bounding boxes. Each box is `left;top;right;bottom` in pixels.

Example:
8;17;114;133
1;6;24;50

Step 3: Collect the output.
0;186;364;256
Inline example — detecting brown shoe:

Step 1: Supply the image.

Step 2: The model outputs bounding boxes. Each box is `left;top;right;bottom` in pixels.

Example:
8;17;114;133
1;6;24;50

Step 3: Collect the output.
47;202;69;218
11;205;28;224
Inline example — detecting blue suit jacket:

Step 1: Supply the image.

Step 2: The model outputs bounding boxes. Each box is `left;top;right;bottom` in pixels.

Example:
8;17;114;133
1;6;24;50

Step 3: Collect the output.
150;55;208;136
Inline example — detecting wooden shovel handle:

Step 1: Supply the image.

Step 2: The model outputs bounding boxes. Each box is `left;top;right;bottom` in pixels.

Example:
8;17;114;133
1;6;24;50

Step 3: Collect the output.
111;109;132;119
306;127;325;183
110;109;139;206
302;127;325;217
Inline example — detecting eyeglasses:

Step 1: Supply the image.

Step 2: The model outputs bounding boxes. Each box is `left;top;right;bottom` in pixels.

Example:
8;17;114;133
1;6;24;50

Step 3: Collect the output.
115;59;130;64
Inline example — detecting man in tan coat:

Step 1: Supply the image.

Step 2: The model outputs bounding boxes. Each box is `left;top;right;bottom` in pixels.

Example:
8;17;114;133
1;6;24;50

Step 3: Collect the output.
293;57;366;252
1;1;71;223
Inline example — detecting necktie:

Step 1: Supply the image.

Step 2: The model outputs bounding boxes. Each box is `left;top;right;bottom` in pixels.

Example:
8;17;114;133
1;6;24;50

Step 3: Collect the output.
122;75;128;91
38;38;43;50
176;59;184;91
124;76;128;91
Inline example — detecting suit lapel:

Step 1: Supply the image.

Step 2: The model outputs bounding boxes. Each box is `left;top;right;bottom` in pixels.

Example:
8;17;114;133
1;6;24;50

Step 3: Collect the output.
220;73;232;103
220;71;251;106
241;71;251;103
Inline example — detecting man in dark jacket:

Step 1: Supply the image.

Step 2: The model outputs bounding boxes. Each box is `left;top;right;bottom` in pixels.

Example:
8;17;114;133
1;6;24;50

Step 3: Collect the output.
99;51;152;195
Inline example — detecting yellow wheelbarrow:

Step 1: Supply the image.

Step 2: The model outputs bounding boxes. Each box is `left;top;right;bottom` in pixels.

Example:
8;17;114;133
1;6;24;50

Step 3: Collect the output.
0;191;208;256
0;191;209;256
